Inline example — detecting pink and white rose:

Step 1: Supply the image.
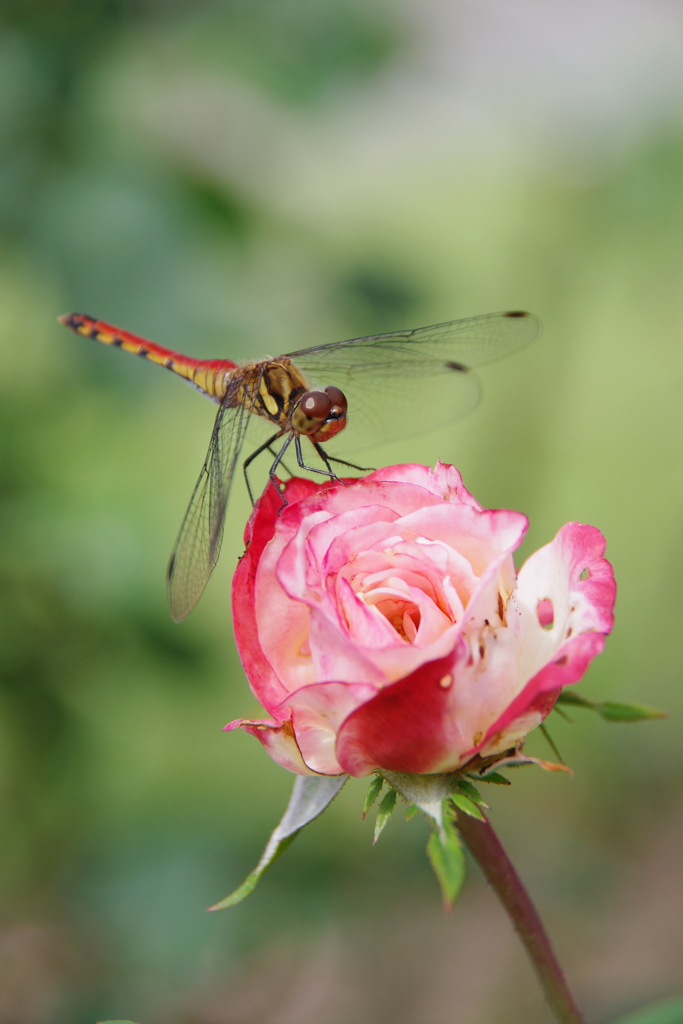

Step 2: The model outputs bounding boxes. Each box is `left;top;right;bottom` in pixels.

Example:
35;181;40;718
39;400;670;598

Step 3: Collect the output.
226;463;615;778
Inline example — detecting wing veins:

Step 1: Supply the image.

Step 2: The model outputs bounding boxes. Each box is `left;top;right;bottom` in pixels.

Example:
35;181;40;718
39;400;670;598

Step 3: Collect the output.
167;368;261;621
287;311;540;370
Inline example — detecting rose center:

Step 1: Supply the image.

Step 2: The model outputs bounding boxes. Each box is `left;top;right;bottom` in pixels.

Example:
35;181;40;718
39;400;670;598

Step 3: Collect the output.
358;587;423;642
374;598;421;642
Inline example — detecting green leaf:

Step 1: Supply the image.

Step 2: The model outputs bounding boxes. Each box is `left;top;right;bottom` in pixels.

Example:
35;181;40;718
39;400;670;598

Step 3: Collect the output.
556;690;596;709
468;770;511;785
373;788;397;843
608;996;683;1024
597;701;668;722
209;775;347;910
451;792;486;821
557;691;667;722
427;817;466;909
456;778;487;807
362;774;384;817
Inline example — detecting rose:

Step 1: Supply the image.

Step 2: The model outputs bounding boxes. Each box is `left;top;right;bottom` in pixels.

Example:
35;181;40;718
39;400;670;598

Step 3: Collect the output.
226;463;615;777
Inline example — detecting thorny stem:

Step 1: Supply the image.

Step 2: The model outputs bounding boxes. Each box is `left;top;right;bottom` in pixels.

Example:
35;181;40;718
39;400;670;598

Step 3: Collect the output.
458;814;586;1024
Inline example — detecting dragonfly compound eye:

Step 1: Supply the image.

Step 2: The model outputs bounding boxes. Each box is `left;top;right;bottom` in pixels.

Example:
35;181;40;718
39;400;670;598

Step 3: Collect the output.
302;390;332;419
324;386;347;418
292;390;333;434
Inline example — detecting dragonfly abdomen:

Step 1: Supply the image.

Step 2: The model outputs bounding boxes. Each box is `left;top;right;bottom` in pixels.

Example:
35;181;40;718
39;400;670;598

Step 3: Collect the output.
58;313;238;401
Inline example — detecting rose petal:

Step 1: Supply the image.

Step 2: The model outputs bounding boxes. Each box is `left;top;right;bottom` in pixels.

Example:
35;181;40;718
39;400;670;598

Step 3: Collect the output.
511;521;615;687
475;630;607;759
280;680;380;774
230;467;616;779
224;715;324;776
368;461;482;510
335;648;472;776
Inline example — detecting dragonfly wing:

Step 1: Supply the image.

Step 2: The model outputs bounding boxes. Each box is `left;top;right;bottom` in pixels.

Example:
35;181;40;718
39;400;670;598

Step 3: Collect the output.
287;310;540;370
289;311;540;453
167;370;258;621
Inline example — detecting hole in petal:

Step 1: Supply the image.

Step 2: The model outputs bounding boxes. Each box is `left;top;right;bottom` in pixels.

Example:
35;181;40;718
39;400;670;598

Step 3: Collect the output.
537;597;554;630
580;567;591;581
439;673;453;689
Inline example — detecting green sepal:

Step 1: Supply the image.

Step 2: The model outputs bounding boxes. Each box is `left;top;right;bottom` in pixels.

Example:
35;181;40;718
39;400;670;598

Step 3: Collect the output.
426;814;466;909
597;701;668;722
455;778;488;807
362;774;384;818
380;770;459;831
556;691;598;709
405;804;418;821
539;723;566;765
557;691;667;722
451;791;486;821
373;788;397;844
209;775;347;910
468;770;511;786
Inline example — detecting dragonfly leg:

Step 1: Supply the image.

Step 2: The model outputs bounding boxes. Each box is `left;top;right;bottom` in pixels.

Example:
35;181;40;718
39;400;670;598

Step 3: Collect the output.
294;435;341;482
270;434;296;514
243;429;286;505
311;444;374;474
266;445;295;480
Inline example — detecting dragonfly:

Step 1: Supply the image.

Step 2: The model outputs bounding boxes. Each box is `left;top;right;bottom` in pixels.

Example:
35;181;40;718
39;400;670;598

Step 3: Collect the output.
59;309;540;621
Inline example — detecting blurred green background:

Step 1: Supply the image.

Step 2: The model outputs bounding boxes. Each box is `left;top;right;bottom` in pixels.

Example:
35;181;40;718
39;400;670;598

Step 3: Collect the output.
2;1;683;1022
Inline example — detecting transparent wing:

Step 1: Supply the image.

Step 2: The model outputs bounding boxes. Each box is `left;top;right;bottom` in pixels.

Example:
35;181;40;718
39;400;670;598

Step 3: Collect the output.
288;310;540;370
166;369;259;621
287;310;541;453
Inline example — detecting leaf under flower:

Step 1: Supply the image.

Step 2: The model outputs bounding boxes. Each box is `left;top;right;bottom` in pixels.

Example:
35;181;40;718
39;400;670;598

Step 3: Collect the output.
373;788;397;843
468;770;511;785
427;816;466;910
455;778;488;807
557;691;667;722
362;774;384;817
209;775;347;910
451;792;486;821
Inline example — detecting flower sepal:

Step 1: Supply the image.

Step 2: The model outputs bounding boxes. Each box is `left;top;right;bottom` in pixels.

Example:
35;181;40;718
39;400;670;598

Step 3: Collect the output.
374;770;478;907
208;774;347;911
556;690;667;722
374;746;572;908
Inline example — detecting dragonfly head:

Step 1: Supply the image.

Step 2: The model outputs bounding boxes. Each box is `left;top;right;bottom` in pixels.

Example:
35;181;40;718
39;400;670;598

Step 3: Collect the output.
291;386;348;442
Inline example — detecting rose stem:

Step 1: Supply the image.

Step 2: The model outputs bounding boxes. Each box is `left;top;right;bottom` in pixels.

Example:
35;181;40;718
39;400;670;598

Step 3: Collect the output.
457;814;586;1024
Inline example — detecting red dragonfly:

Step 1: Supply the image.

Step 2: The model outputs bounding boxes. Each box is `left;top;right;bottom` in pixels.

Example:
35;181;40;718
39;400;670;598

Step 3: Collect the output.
59;310;540;621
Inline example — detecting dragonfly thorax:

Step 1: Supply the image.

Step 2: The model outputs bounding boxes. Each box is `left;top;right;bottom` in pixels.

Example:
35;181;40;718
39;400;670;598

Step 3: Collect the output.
227;359;308;427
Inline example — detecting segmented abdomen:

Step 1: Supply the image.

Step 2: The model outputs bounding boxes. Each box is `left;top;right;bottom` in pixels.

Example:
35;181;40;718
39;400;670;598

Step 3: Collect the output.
59;312;238;401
